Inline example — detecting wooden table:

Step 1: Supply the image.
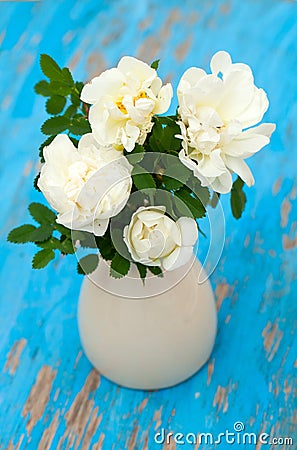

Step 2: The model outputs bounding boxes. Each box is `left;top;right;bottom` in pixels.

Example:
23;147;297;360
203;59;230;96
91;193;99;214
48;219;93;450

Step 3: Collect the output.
0;1;296;448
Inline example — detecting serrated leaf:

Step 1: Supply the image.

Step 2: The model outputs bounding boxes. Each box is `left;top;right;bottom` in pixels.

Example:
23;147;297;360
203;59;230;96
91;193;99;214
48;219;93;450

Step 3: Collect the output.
164;161;191;183
149;117;181;154
32;248;55;269
48;81;72;96
154;189;177;219
7;225;36;244
61;67;74;86
162;176;183;191
132;165;156;190
151;59;160;70
37;237;62;250
39;135;56;161
175;187;206;219
41;116;70;135
69;116;91;135
34;80;52;97
29;202;56;225
55;223;71;237
231;177;246;219
77;254;99;275
64;105;77;117
33;173;41;192
46;95;66;115
30;225;53;243
110;252;130;279
95;233;116;260
40;54;63;81
70;91;81;107
148;266;163;277
75;231;97;249
60;238;75;254
75;81;84;94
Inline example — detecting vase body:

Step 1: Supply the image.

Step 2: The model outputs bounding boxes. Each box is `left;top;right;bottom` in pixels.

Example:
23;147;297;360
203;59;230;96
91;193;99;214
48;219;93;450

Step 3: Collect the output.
77;258;217;390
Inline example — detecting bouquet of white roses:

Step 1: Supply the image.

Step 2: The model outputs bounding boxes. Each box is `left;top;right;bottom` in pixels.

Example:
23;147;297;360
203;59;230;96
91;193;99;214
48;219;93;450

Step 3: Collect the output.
8;51;275;280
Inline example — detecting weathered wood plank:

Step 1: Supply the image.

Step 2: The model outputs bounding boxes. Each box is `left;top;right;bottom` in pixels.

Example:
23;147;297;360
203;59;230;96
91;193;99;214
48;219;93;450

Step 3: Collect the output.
0;0;296;448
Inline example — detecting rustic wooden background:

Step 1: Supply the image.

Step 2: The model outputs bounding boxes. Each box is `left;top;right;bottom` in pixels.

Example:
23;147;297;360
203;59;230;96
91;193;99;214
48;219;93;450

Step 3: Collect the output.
0;1;296;449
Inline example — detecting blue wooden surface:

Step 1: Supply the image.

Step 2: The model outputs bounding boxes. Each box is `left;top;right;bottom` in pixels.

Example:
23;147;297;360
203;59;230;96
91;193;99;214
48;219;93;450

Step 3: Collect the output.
0;1;296;449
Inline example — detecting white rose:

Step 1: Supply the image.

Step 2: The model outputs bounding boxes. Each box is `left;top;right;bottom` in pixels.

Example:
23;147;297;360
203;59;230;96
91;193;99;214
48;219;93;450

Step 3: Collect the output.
123;206;198;271
177;51;276;194
80;56;173;152
38;133;132;236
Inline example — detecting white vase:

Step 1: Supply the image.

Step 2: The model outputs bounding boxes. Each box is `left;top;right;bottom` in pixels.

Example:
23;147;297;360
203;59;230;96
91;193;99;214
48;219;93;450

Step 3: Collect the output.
77;257;217;390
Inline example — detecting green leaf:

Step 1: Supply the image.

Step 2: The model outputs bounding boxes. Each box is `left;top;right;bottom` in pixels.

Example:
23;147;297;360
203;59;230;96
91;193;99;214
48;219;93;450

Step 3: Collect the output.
60;238;75;254
162;176;183;191
46;96;66;115
154;190;177;219
69;136;79;147
136;263;147;281
187;177;210;205
95;233;116;260
69;116;91;135
151;59;160;70
29;202;56;225
48;81;73;96
76;231;97;249
40;54;63;81
149;117;181;154
75;81;84;94
70;91;81;107
111;227;131;259
33;173;41;192
32;248;55;269
132;165;156;190
175;187;206;219
55;223;71;237
41;116;70;135
37;237;62;250
77;254;99;275
64;105;77;117
148;266;163;277
110;252;130;279
61;67;74;86
39;135;56;161
126;144;145;164
34;80;52;97
210;192;220;208
164;160;191;184
7;225;36;244
30;225;53;243
231;177;246;219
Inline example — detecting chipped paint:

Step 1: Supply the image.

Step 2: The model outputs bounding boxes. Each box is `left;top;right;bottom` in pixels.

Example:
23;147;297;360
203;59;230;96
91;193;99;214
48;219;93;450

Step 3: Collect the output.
38;410;60;450
215;282;233;311
58;369;100;448
280;197;292;228
4;338;26;376
213;381;237;414
174;34;193;62
22;365;56;435
207;359;215;386
262;321;284;362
